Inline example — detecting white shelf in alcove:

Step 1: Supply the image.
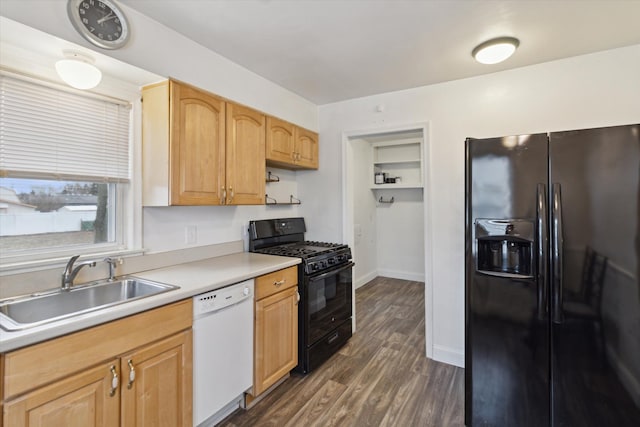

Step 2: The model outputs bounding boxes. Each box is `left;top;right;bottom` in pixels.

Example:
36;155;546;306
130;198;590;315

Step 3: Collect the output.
373;159;421;166
370;183;423;190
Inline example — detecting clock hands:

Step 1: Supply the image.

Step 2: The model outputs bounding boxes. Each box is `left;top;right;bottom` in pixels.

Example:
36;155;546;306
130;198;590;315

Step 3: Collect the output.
97;11;116;25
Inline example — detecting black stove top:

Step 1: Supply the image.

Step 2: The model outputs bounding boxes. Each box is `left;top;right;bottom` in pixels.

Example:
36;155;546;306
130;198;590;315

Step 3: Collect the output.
253;241;347;258
248;218;352;275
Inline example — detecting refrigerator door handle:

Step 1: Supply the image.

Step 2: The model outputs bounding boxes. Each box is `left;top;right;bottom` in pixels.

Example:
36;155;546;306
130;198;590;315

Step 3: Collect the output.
552;183;564;324
537;183;548;320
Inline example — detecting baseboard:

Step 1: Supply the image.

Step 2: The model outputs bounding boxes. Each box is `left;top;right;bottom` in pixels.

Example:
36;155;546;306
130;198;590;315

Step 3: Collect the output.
355;270;378;289
377;268;425;282
433;344;465;368
196;394;243;427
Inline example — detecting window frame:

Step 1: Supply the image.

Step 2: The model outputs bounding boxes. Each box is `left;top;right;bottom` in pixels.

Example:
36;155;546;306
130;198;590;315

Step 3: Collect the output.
0;71;144;272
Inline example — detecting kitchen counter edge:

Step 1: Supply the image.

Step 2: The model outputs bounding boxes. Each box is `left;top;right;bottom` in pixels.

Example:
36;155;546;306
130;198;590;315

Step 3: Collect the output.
0;252;300;353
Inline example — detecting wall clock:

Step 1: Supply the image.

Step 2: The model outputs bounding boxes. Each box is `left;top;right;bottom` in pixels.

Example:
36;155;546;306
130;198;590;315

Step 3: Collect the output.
67;0;130;50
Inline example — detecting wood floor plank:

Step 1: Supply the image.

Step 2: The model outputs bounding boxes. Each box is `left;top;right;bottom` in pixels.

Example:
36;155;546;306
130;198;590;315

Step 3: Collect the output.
218;277;464;427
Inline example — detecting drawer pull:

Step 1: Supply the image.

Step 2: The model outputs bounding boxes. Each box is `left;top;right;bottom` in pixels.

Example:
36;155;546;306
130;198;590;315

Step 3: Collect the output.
274;279;286;287
127;359;136;389
109;365;118;397
327;332;339;344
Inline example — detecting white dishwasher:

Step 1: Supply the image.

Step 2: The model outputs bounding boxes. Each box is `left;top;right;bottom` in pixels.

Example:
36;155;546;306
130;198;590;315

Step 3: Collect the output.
193;279;254;427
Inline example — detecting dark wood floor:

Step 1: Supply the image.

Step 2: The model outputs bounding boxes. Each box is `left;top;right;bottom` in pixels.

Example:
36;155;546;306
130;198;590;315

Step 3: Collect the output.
219;277;465;427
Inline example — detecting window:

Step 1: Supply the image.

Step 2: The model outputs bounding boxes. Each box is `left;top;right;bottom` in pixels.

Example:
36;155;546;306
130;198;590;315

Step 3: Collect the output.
0;73;132;265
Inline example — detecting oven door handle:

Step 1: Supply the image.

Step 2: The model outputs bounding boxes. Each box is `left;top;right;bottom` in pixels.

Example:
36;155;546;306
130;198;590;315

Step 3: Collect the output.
308;262;354;282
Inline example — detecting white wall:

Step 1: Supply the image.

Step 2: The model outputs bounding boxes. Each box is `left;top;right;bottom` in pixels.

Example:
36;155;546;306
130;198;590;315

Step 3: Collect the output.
0;1;317;253
375;188;424;281
351;139;378;288
300;45;640;366
0;1;317;129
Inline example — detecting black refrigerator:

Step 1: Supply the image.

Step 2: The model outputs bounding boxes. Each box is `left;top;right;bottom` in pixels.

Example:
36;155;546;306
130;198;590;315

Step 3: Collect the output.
465;124;640;426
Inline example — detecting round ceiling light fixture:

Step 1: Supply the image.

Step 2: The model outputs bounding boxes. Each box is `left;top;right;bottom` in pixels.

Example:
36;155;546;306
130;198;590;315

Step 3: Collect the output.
55;50;102;90
472;37;520;65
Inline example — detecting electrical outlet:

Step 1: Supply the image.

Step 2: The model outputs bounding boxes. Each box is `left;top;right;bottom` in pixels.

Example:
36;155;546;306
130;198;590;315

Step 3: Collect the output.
185;225;197;244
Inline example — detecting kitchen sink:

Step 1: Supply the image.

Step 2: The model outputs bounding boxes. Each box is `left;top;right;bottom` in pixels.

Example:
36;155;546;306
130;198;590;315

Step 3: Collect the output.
0;278;179;331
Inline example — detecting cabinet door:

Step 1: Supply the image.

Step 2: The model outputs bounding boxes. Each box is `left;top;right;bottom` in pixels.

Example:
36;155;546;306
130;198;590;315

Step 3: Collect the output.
170;82;226;205
226;102;266;205
266;116;295;165
4;361;120;427
254;286;299;396
120;330;192;427
294;127;319;169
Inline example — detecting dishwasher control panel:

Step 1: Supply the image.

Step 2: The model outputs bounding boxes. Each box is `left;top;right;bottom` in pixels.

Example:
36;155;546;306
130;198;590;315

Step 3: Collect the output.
193;279;254;317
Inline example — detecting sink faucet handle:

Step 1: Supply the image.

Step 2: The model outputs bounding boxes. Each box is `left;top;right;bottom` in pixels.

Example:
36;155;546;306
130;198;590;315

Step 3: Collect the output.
104;257;123;281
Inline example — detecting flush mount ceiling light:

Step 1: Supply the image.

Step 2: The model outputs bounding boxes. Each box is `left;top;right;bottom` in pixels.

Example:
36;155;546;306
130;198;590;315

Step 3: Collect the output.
472;37;520;65
55;51;102;90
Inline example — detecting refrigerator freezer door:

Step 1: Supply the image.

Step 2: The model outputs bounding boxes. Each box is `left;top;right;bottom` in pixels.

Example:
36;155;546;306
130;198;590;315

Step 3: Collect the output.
549;124;640;427
465;133;550;426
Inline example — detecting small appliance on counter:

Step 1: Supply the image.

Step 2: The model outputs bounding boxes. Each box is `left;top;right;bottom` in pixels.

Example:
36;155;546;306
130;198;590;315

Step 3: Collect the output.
248;217;354;374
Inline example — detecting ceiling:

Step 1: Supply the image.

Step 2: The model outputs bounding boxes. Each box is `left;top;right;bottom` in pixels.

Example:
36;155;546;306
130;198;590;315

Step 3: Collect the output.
120;0;640;105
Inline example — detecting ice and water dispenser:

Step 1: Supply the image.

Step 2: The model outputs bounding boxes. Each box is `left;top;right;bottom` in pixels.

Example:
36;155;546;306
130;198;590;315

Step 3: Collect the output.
475;219;534;278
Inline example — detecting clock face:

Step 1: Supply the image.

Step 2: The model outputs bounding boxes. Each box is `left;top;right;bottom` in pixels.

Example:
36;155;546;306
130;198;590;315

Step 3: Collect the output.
67;0;130;50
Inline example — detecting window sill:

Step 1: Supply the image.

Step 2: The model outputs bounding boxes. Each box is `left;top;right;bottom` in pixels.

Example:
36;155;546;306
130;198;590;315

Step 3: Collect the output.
0;248;145;276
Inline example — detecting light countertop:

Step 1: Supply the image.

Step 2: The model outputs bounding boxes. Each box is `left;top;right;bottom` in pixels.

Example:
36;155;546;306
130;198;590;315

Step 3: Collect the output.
0;252;300;352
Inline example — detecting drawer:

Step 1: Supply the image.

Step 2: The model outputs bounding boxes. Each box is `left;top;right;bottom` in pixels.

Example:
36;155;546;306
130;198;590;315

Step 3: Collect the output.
255;266;298;300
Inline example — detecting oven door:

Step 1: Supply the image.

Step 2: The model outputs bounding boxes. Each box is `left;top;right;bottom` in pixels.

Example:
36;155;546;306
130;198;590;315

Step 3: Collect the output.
305;262;353;345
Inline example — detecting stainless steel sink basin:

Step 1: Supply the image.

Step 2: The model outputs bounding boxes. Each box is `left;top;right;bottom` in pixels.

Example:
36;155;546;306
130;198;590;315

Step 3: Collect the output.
0;277;179;331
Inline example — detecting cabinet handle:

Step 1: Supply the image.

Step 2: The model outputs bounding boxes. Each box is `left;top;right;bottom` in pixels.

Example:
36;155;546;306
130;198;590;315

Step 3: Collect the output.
291;151;296;161
273;279;286;287
296;291;300;305
229;186;234;204
127;359;136;389
109;365;118;397
221;187;226;205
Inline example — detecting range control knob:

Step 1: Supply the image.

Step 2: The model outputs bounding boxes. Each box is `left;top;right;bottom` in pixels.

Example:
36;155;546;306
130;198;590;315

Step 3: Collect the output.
328;258;335;265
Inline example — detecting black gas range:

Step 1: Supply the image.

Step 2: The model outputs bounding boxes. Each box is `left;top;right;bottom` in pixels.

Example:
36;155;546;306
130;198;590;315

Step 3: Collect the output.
249;217;353;374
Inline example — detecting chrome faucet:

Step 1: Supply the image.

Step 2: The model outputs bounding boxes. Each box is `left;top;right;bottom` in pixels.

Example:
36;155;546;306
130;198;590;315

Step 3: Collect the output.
61;255;96;290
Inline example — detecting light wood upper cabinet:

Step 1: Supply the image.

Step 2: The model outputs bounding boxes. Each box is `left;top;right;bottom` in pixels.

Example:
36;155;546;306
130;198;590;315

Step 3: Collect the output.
142;80;265;206
266;116;295;165
251;266;299;397
170;82;226;205
294;126;319;169
266;117;318;170
226;102;266;205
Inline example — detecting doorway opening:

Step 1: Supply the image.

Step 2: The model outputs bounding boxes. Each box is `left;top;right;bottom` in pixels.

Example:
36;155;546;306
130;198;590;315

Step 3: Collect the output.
342;122;433;358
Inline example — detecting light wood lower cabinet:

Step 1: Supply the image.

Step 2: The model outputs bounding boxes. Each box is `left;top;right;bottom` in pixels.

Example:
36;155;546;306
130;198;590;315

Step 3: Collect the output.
1;300;192;427
250;266;299;397
120;331;192;427
4;360;120;427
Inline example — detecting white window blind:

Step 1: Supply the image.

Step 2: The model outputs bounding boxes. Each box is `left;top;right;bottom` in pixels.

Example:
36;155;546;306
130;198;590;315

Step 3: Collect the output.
0;74;131;182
